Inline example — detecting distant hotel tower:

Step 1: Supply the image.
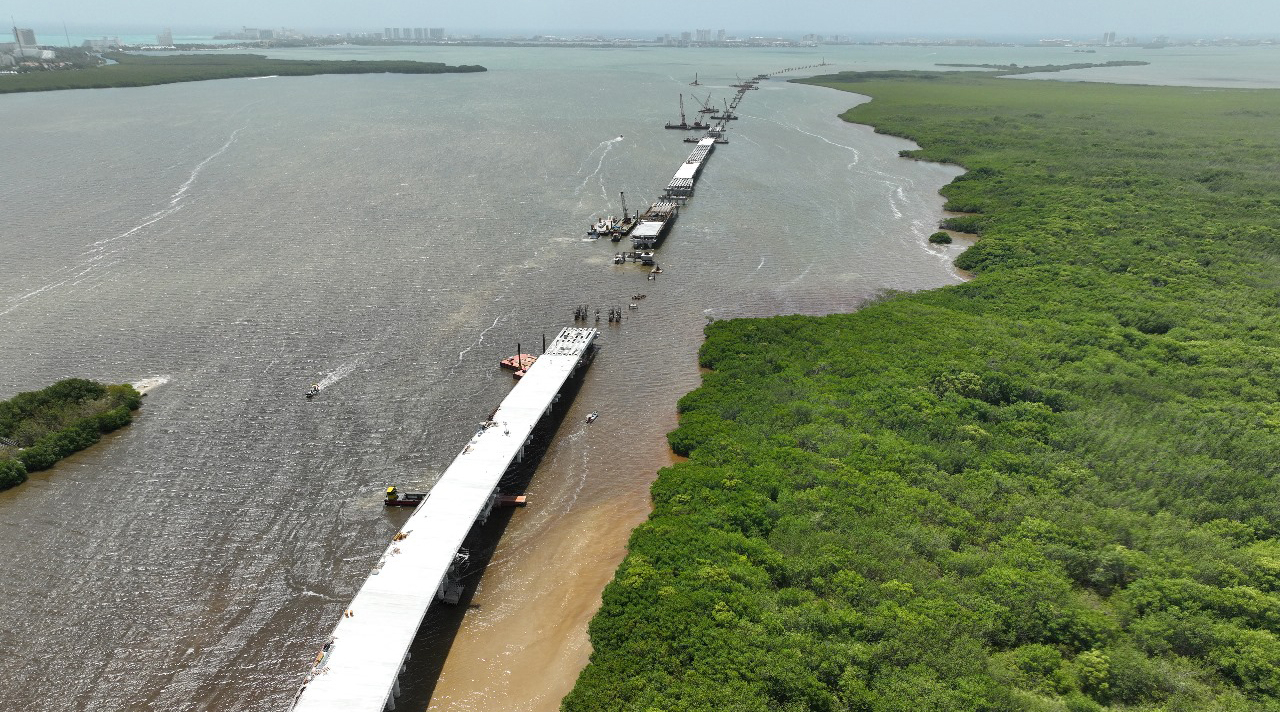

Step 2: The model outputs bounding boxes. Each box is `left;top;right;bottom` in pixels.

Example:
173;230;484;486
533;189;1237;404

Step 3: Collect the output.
13;27;37;46
157;28;173;46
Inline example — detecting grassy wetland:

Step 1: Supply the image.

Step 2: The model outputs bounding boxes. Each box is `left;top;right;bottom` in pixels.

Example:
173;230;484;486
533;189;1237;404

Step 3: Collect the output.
564;69;1280;711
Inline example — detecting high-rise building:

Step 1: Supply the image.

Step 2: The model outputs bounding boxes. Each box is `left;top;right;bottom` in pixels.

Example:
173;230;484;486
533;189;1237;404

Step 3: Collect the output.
82;36;120;50
717;29;725;43
13;27;37;46
680;31;691;43
413;28;424;40
696;29;710;42
385;27;393;39
1103;31;1116;45
157;28;173;46
402;28;411;40
429;28;444;40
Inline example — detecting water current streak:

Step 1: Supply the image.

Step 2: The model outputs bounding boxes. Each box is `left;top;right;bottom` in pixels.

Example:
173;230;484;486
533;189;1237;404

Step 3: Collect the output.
1;123;249;318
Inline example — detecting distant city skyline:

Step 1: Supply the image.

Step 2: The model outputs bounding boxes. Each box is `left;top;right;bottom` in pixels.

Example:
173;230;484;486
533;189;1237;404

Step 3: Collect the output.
6;0;1279;39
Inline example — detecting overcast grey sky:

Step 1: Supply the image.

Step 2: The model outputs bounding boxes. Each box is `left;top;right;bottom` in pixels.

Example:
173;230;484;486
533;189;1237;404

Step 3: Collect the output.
12;0;1280;38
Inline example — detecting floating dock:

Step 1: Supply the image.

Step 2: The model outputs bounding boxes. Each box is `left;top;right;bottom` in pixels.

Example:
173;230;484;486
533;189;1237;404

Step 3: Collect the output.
291;326;600;712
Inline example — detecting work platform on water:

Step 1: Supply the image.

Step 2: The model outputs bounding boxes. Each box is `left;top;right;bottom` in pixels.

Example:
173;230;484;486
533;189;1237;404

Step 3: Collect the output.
291;326;600;712
598;66;794;264
662;137;716;201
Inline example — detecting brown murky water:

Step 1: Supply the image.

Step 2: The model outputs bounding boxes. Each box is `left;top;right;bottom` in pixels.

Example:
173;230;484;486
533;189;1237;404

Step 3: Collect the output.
0;46;965;711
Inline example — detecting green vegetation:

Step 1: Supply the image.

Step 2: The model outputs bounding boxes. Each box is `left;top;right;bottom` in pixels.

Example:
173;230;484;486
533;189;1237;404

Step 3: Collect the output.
565;69;1280;711
0;52;485;94
929;231;953;244
0;379;142;490
934;60;1148;74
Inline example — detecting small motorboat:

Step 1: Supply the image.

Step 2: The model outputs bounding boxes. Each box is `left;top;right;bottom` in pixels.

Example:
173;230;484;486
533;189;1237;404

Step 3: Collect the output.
305;383;320;399
586;411;599;423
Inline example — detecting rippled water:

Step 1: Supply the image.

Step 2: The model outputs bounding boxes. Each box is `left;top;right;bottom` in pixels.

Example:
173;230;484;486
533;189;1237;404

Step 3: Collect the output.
6;41;1250;711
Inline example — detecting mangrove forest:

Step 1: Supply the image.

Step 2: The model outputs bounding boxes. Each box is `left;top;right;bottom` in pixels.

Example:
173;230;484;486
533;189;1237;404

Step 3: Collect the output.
0;378;142;490
564;68;1280;711
0;52;486;94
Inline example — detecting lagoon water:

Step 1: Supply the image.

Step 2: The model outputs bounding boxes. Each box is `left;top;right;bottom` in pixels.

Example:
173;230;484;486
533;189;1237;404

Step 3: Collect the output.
0;43;1268;711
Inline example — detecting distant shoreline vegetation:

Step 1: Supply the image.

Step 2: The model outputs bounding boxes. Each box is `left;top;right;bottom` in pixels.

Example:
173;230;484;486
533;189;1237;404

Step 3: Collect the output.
821;60;1150;83
0;53;486;94
935;60;1149;74
0;379;142;490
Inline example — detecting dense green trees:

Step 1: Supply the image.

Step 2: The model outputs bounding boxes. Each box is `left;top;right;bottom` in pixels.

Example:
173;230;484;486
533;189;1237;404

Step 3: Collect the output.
0;378;141;490
0;53;486;94
565;70;1280;710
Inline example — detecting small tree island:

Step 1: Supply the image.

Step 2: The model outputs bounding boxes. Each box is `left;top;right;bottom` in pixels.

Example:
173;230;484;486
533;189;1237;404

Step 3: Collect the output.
0;378;142;490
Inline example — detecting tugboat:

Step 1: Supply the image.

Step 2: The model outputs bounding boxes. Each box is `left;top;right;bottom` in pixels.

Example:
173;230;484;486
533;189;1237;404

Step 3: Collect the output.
384;486;426;507
305;383;320;399
588;216;616;238
586;411;599;423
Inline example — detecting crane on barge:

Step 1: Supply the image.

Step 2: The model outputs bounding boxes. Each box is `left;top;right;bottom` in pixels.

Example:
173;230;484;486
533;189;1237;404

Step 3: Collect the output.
664;94;691;130
612;191;638;240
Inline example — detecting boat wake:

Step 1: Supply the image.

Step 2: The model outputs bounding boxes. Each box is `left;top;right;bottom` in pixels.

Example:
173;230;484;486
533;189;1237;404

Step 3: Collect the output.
573;138;620;203
131;375;172;395
89;123;248;256
1;120;252;318
316;360;360;391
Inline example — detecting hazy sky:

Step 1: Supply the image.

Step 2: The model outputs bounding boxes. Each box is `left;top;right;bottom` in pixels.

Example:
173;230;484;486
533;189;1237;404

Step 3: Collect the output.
12;0;1280;38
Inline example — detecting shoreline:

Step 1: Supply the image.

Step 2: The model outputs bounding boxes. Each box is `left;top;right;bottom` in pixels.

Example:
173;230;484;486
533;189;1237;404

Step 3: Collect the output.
424;412;686;711
416;91;976;711
0;53;485;94
562;62;1280;711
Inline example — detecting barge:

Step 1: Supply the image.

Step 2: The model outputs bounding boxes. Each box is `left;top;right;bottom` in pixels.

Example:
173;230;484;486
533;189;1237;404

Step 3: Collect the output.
630;200;680;249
